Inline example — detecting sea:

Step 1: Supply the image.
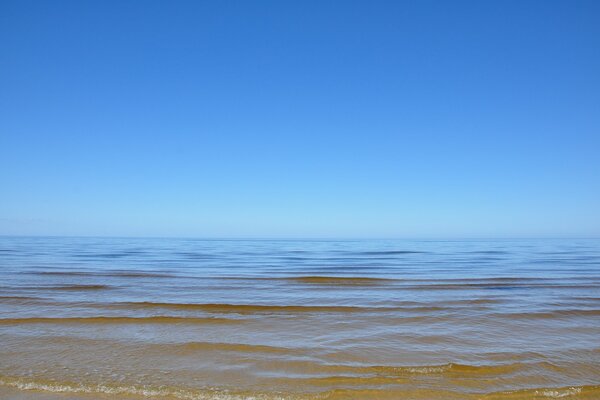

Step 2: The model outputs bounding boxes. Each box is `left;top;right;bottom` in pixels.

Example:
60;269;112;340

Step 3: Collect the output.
0;236;599;399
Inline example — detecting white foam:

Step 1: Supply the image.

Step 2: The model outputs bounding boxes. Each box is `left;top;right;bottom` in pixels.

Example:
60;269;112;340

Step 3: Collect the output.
535;387;582;398
0;377;287;400
404;364;451;373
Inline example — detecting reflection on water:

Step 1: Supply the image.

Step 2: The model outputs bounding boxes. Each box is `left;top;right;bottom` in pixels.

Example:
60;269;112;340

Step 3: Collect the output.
1;237;599;399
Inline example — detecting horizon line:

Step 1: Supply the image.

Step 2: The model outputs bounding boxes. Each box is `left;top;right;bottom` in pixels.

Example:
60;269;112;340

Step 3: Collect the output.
1;234;599;241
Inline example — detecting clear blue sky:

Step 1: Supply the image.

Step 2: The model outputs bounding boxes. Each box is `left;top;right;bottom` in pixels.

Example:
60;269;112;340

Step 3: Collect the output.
1;0;599;238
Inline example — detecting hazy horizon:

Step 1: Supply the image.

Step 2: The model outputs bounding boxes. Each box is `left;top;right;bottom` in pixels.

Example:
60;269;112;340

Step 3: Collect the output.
1;234;599;241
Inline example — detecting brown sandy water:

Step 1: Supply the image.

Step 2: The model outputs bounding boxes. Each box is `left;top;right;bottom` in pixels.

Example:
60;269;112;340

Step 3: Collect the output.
1;237;599;399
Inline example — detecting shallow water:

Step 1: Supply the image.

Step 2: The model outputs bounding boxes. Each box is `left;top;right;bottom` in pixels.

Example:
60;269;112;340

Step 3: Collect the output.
1;237;599;399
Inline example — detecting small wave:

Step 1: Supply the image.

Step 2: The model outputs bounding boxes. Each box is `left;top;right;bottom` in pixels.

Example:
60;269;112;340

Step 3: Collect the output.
20;284;113;291
365;361;528;376
405;283;600;291
283;361;553;379
29;271;97;276
482;385;600;399
444;298;502;305
318;387;464;400
53;284;112;290
463;250;509;255
111;272;176;278
172;341;295;355
354;250;426;255
287;276;395;285
496;309;600;319
121;302;373;313
29;271;177;278
0;295;41;300
0;316;242;325
74;251;145;259
567;296;600;302
0;376;286;400
4;372;592;400
176;252;217;260
535;387;582;398
320;385;600;400
115;302;432;314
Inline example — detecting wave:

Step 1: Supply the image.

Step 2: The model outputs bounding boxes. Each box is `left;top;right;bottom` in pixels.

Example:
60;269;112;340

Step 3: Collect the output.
1;365;599;399
0;295;41;300
353;250;426;255
176;252;218;259
216;275;596;285
0;316;243;325
479;385;600;399
0;376;287;400
27;271;92;276
495;309;600;319
120;302;381;313
404;283;600;290
251;361;536;384
281;276;577;289
285;276;395;285
443;298;502;305
170;341;295;355
109;272;177;278
3;373;597;400
320;385;600;399
319;361;557;378
567;296;600;302
0;297;464;314
463;250;509;255
74;251;146;259
18;284;113;291
29;270;177;278
113;301;445;314
51;284;112;290
371;362;519;375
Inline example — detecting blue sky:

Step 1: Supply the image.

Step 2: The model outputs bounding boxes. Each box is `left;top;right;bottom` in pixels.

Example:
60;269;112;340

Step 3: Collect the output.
1;0;599;238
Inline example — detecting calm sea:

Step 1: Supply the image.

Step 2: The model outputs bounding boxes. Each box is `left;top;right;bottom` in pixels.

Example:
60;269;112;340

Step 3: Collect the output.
1;237;599;399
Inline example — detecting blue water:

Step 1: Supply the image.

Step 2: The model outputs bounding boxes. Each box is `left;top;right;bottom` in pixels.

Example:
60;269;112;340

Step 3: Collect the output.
1;237;599;399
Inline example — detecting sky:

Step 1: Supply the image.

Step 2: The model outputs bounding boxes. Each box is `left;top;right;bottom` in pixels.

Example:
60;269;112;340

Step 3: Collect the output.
1;0;599;238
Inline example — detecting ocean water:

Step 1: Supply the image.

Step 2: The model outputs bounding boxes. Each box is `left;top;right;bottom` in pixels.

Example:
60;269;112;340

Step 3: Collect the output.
0;237;599;399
